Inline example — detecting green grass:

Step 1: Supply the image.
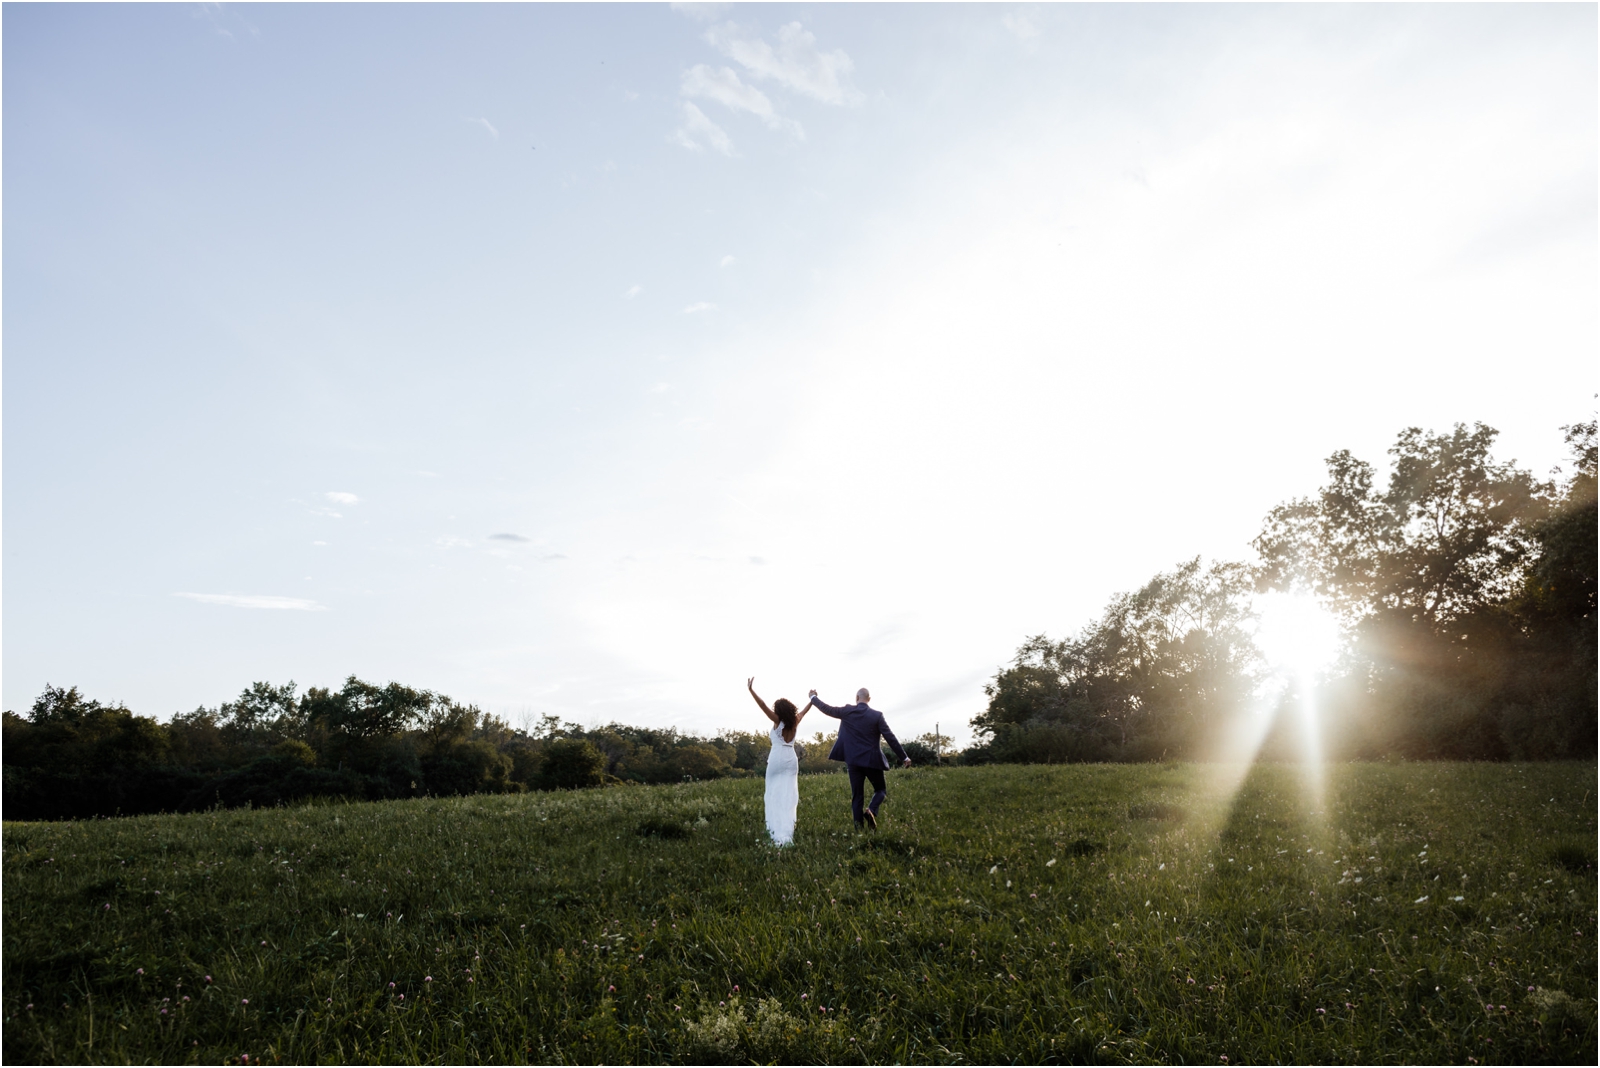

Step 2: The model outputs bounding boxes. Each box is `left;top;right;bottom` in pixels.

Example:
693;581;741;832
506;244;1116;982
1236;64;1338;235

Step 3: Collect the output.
4;762;1595;1064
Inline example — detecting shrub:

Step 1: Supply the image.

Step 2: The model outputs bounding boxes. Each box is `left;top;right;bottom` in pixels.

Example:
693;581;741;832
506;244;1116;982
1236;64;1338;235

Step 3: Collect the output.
540;738;606;790
271;739;317;765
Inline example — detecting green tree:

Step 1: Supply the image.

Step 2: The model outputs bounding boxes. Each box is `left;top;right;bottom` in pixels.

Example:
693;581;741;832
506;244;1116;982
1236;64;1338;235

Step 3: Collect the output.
417;695;481;752
309;677;431;739
975;558;1259;761
1254;422;1548;629
219;681;300;738
540;738;606;790
1519;419;1597;625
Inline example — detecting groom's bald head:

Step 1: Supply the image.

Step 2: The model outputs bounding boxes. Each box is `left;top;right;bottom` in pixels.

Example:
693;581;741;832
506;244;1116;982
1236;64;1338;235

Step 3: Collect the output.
856;687;871;703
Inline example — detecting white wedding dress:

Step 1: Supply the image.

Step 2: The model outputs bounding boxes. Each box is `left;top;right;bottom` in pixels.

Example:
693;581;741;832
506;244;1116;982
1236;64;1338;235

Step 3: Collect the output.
764;724;800;846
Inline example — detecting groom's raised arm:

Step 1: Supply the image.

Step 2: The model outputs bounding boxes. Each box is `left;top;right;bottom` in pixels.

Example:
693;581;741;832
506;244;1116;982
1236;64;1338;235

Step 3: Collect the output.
809;695;848;719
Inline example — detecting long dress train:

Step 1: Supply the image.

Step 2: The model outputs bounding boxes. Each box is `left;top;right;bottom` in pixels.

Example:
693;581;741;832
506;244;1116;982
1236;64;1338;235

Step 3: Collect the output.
764;724;800;846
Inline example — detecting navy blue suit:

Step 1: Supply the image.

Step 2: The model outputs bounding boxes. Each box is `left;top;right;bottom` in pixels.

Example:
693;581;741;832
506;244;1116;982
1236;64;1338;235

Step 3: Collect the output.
810;697;908;826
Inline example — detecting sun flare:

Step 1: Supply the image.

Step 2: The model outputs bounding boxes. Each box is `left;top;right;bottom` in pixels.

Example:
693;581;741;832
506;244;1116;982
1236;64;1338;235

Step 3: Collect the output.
1254;593;1342;678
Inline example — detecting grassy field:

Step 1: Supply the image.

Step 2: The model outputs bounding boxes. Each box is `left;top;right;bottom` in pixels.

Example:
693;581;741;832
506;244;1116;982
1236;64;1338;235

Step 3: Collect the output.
4;761;1595;1064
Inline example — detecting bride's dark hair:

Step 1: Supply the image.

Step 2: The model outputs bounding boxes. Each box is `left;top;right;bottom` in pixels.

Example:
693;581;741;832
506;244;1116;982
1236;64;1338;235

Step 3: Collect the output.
773;698;798;733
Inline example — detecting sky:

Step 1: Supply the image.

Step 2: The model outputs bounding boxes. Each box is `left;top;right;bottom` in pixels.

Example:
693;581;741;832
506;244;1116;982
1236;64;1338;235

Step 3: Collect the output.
4;3;1595;743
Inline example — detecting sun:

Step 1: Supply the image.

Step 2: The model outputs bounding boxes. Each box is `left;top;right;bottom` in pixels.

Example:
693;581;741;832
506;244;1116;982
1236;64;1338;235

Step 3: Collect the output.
1254;592;1342;678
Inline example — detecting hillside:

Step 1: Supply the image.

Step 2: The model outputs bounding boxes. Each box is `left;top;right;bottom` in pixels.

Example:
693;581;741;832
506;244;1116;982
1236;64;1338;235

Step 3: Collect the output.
5;762;1595;1064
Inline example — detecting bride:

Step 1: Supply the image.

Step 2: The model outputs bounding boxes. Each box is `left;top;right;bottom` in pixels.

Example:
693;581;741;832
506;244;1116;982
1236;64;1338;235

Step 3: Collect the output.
746;677;808;846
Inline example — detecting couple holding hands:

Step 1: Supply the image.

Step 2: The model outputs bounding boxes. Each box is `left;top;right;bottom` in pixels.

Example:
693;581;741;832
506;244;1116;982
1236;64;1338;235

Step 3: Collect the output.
746;678;911;847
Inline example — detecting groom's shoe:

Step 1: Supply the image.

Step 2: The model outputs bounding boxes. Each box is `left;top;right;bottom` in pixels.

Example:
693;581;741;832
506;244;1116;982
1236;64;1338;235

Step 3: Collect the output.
862;808;878;831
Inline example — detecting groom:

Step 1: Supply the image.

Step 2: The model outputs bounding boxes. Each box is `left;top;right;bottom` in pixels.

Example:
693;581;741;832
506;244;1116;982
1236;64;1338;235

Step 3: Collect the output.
808;687;911;830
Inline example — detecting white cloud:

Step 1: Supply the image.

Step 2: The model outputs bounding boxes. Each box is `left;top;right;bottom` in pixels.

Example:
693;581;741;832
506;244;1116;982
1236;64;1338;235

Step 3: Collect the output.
650;382;671;393
670;2;726;21
1002;12;1040;41
683;302;717;314
720;254;737;267
194;3;259;41
175;592;327;611
705;21;862;106
680;64;805;137
325;491;360;504
489;532;531;542
436;536;474;548
671;102;736;156
624;284;642;299
467;117;499;139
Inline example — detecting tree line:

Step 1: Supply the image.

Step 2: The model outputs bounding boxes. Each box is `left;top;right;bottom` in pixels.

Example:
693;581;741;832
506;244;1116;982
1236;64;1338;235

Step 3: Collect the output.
8;418;1589;820
966;420;1596;764
2;676;952;821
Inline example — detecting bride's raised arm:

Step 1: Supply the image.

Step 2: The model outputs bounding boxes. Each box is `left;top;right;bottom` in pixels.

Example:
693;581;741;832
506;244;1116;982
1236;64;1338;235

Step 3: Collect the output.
746;677;778;724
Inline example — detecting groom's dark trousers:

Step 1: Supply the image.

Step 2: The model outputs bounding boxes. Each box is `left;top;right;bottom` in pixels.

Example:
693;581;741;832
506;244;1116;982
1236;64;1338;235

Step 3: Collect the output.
810;697;908;827
848;765;888;826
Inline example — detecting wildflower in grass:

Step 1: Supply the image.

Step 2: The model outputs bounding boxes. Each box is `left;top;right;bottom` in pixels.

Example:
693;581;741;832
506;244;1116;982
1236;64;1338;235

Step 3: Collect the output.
241;999;249;1005
205;976;213;983
425;976;432;982
137;968;144;975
